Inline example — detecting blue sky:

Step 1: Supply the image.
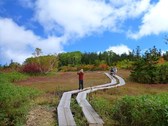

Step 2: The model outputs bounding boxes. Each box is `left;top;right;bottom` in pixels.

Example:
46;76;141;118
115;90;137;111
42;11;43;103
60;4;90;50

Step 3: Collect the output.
0;0;168;65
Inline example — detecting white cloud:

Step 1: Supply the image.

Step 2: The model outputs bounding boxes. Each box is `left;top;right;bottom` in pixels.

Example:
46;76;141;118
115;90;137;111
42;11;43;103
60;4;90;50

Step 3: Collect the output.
0;18;65;64
128;0;168;39
110;0;151;18
34;0;151;37
106;44;132;55
34;0;114;37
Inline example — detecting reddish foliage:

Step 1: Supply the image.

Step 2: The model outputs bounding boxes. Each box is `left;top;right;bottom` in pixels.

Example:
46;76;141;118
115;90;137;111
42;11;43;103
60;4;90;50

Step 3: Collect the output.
98;64;109;70
158;57;165;64
22;63;41;74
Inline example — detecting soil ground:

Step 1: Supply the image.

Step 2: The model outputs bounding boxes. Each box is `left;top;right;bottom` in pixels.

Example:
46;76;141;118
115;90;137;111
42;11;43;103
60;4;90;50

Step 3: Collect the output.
26;105;56;126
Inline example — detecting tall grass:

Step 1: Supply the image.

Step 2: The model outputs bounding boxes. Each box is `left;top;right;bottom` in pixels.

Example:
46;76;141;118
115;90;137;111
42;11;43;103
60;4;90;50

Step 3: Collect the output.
0;71;28;83
71;97;87;126
0;72;41;126
89;96;115;126
112;93;168;126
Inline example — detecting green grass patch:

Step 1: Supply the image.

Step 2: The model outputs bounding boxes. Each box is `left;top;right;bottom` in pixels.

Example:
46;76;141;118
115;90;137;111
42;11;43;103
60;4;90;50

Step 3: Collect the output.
112;93;168;126
89;96;116;126
71;96;87;126
0;72;41;126
0;71;28;83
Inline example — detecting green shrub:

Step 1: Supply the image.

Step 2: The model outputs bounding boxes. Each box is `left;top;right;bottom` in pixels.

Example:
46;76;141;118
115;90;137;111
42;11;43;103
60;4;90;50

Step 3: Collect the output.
0;72;41;125
23;55;58;74
117;59;134;69
0;72;28;83
112;93;168;126
90;97;116;125
131;61;168;84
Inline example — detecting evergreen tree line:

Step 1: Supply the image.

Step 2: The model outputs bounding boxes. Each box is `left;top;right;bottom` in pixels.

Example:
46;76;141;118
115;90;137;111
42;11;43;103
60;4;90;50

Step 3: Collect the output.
131;46;168;84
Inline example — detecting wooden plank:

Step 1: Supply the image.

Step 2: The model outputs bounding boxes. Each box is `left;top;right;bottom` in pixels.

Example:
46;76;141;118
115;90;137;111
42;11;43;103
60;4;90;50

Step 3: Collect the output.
57;91;77;126
64;108;76;126
77;91;104;125
57;107;67;126
115;75;125;86
82;104;104;125
82;106;96;123
58;93;68;107
64;93;71;108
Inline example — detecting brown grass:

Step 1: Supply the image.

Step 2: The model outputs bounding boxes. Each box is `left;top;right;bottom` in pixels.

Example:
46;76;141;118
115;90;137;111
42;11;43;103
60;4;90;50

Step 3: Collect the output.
16;71;110;92
91;69;168;103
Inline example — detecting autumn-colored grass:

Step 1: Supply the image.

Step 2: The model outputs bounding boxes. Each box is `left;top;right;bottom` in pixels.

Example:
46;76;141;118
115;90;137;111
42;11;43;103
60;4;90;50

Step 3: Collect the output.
16;71;110;92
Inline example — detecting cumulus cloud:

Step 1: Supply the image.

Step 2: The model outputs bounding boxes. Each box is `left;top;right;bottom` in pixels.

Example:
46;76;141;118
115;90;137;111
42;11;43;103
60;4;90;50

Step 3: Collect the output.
106;44;132;55
34;0;114;37
110;0;151;18
128;0;168;39
0;18;64;64
34;0;151;37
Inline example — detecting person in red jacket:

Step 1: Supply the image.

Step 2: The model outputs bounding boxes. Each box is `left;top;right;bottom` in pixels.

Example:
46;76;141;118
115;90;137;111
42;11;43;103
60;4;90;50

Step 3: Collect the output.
77;69;84;90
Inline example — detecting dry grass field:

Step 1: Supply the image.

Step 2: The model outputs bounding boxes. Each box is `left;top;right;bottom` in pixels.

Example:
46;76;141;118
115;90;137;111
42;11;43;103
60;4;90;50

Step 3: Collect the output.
16;71;110;92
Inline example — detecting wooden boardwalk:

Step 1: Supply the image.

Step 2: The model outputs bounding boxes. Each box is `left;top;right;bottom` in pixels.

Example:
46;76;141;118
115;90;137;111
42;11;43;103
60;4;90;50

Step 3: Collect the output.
57;73;125;126
57;90;79;126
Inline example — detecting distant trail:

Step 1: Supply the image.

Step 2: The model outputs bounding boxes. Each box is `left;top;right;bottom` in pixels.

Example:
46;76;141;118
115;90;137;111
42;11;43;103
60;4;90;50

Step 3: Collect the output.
57;73;125;126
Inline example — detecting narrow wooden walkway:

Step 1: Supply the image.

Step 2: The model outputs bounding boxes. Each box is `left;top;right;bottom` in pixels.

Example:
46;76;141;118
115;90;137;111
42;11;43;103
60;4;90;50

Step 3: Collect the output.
57;73;125;126
76;73;125;126
57;90;79;126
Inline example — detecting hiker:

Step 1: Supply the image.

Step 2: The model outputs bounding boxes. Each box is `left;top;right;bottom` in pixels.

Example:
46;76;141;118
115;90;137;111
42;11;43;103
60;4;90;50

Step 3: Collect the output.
113;66;117;75
77;69;84;90
110;67;114;76
110;66;117;76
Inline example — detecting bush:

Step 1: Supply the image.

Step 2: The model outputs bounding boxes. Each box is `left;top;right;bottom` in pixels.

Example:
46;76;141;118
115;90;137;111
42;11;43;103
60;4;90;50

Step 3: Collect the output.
117;59;134;69
77;64;95;71
0;72;41;125
22;63;41;74
112;93;168;126
157;63;168;83
131;62;168;84
98;64;109;70
59;66;77;72
0;72;28;83
23;55;58;74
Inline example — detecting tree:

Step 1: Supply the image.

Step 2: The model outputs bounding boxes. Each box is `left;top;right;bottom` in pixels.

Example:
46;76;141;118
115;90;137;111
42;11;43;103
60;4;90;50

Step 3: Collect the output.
23;54;59;74
131;46;163;84
135;46;141;58
58;51;82;66
32;48;42;57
